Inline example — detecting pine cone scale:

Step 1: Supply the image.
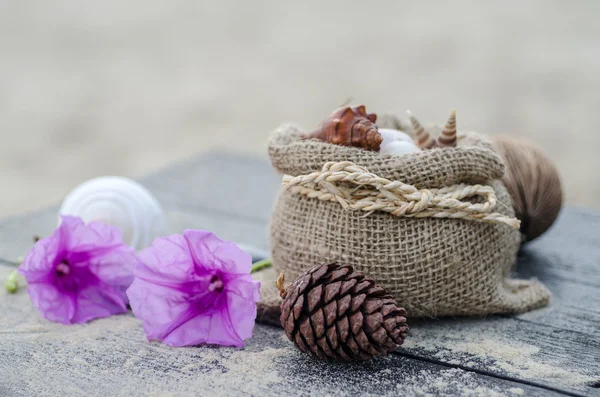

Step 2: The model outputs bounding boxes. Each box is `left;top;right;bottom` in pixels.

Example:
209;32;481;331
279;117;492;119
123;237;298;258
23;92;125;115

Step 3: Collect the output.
326;326;338;349
345;334;360;356
317;336;333;356
336;346;351;362
350;311;363;334
324;281;342;302
364;312;383;332
323;301;337;326
299;317;314;345
370;326;388;345
351;294;366;311
311;309;326;338
340;279;357;295
364;299;383;314
328;268;350;282
337;317;350;342
381;304;395;317
280;263;409;362
307;285;322;312
337;294;351;316
283;312;294;340
293;294;304;320
310;264;329;282
353;280;371;294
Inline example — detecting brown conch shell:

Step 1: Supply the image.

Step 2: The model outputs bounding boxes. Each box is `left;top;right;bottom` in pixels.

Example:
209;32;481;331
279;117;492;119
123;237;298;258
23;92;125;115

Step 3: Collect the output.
407;110;437;149
303;105;383;151
438;109;457;147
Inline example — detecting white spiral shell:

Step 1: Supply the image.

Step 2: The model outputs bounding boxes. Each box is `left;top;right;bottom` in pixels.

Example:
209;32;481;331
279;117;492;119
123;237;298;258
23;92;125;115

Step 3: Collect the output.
379;128;421;155
58;176;168;251
379;128;414;144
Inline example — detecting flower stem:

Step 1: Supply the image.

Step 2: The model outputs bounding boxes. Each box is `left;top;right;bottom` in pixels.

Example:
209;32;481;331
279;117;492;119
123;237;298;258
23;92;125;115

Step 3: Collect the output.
5;270;19;293
251;258;272;273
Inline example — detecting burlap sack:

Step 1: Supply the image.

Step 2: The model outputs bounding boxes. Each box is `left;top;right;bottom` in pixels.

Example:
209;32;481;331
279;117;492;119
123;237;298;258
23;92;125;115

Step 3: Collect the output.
257;116;550;322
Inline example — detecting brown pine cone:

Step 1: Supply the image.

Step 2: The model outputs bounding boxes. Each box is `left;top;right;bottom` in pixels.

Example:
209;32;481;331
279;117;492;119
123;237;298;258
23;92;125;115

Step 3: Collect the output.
278;263;408;362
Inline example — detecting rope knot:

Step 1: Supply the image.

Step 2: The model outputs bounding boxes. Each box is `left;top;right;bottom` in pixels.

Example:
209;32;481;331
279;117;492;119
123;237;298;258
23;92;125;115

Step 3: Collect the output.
282;161;520;229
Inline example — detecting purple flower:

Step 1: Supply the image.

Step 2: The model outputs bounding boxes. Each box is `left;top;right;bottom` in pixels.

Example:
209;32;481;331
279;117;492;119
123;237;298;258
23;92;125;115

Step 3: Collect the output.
19;215;136;324
126;230;261;347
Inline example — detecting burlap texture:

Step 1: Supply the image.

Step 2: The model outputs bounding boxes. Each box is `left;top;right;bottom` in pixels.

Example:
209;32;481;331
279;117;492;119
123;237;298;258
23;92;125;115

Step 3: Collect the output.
260;116;551;320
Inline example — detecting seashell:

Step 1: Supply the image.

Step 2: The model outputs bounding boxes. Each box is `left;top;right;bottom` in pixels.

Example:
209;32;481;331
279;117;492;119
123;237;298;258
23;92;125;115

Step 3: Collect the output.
492;136;562;243
379;128;415;145
379;128;421;156
303;105;383;151
407;110;437;149
438;109;457;147
59;176;168;251
380;140;421;156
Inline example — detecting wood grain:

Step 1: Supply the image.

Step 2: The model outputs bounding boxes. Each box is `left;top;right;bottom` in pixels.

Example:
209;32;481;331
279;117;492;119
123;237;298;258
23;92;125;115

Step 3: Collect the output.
1;152;599;396
0;264;566;397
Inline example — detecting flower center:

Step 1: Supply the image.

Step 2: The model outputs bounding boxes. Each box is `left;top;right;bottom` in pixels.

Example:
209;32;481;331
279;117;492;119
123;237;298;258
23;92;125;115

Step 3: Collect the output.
55;261;71;277
208;274;224;293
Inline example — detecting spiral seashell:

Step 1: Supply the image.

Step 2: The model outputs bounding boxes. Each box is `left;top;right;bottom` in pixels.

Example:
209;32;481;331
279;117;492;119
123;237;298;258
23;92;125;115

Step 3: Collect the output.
380;140;421;156
492;136;562;242
407;110;436;149
59;177;168;251
303;105;383;151
379;128;421;156
438;109;457;147
379;128;415;145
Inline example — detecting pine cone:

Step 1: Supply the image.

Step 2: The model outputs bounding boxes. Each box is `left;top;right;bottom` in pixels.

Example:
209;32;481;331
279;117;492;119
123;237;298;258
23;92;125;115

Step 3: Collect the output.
279;263;408;362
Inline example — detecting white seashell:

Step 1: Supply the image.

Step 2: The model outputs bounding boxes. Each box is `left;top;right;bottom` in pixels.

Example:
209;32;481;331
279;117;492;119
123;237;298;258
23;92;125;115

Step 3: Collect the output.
379;128;421;156
59;176;168;251
378;128;414;146
380;140;421;156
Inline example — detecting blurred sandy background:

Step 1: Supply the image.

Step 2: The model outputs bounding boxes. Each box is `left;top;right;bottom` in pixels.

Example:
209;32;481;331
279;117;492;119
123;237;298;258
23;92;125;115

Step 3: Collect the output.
1;0;599;217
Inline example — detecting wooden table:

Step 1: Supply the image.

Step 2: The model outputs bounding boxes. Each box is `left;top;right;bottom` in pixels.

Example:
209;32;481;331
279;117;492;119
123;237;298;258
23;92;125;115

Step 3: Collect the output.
1;152;599;397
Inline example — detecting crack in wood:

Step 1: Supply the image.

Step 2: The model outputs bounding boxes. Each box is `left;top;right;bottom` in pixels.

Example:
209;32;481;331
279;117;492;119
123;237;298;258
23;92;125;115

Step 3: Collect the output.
393;350;589;397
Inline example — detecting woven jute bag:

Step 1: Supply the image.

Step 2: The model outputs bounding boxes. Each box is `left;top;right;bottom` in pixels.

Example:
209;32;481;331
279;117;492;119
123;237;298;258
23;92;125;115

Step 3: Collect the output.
257;116;550;321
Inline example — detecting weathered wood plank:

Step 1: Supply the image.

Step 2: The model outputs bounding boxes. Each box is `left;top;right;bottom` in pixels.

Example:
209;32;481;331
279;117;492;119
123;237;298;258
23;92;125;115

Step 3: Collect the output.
140;151;282;223
515;208;600;290
400;317;600;395
0;264;569;397
2;152;600;396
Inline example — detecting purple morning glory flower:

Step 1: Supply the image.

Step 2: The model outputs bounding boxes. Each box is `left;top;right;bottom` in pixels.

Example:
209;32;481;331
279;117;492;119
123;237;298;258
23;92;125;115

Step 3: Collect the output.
126;230;261;347
18;215;137;324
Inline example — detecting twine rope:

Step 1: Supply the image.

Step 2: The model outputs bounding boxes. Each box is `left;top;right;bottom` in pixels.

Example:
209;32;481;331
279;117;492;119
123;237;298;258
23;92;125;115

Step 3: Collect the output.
282;161;520;229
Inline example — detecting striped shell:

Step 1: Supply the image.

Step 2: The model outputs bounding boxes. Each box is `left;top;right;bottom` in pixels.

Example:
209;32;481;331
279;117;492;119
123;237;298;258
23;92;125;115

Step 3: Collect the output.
407;110;437;149
407;110;458;149
438;109;457;147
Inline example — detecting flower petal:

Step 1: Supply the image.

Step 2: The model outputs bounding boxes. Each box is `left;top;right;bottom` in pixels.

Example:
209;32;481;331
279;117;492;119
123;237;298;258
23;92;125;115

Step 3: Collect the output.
127;277;192;341
26;283;75;324
135;234;200;284
20;215;136;325
87;244;136;300
18;232;61;283
159;278;260;347
226;275;261;302
128;230;261;347
71;282;128;323
184;230;252;275
221;280;261;345
61;216;125;258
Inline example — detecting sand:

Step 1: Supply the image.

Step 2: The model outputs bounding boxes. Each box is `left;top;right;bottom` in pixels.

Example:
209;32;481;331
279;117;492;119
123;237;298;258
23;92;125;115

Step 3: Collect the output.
403;324;596;390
